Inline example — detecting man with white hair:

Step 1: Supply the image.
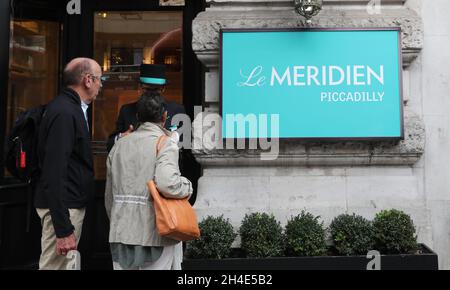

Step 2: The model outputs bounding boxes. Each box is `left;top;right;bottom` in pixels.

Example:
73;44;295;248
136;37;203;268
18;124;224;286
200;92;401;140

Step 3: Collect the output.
34;57;102;270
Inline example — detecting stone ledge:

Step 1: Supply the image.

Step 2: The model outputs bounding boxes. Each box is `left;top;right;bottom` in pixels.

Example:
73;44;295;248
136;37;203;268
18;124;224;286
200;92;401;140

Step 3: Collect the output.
192;111;425;167
193;152;422;167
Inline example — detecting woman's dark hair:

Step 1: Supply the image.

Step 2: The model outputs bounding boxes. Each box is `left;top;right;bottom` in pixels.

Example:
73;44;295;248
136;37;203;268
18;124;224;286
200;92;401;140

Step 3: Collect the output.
136;91;166;123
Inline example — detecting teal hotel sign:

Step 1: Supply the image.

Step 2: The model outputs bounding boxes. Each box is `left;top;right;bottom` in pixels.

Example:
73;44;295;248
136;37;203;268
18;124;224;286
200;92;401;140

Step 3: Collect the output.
220;28;404;140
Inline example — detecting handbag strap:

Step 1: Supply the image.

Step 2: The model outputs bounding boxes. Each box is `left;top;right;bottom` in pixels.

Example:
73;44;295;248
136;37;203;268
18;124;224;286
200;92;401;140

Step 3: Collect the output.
156;135;168;156
153;134;168;181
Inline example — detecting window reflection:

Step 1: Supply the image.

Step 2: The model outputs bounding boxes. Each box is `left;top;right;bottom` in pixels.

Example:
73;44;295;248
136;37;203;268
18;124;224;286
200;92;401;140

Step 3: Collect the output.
6;20;60;177
93;11;183;179
7;20;60;130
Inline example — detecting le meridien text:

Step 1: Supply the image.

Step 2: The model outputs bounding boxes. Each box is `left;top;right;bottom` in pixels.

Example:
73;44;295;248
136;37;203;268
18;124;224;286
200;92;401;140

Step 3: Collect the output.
238;65;386;103
239;65;384;87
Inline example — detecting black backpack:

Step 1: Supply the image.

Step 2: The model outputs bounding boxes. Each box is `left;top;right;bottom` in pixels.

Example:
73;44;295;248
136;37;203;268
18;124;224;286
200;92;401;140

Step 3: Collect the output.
5;105;46;183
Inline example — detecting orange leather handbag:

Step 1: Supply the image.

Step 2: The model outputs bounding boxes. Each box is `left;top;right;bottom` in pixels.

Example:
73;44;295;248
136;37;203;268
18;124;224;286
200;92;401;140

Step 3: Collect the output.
148;135;200;241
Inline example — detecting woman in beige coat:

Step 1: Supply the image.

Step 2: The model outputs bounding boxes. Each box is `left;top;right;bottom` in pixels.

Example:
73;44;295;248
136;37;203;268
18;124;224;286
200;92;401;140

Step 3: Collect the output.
105;91;192;270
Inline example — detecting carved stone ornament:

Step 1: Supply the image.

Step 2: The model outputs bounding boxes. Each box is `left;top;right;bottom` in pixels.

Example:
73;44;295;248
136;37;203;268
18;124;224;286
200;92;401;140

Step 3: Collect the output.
194;1;422;68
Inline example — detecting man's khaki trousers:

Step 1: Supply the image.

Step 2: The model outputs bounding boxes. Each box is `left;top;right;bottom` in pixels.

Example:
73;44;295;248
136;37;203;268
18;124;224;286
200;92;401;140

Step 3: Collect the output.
36;208;85;270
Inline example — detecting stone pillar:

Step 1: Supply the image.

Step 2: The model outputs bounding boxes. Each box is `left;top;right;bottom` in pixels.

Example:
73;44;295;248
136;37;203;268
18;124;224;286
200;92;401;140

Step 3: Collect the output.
191;0;426;235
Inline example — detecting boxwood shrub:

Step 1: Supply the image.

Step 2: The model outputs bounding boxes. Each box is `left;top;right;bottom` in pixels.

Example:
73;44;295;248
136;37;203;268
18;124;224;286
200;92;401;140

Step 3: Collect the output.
373;209;418;254
285;211;327;256
186;215;237;259
329;213;375;256
239;213;284;258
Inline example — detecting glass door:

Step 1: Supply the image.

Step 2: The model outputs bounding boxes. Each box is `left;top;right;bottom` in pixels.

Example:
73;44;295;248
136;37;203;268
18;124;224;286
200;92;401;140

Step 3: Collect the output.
92;11;183;179
1;0;63;270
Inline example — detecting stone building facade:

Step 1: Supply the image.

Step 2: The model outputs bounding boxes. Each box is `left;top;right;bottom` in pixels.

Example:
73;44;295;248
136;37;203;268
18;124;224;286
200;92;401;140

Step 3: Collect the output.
191;0;450;269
